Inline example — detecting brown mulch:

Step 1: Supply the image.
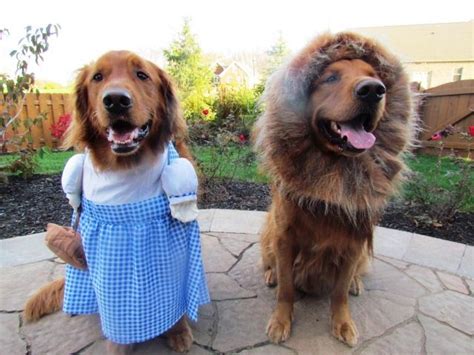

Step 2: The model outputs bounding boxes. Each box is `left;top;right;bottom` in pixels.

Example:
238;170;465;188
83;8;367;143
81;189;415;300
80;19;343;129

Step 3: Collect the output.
1;174;472;246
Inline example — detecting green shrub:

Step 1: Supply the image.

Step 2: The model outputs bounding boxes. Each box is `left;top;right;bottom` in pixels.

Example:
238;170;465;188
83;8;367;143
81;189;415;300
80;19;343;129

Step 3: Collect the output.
182;90;216;122
0;25;60;180
187;83;262;145
193;136;264;184
214;83;258;122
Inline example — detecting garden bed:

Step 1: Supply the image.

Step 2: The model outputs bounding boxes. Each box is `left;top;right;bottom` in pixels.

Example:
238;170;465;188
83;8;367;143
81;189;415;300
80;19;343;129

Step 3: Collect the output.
1;174;472;245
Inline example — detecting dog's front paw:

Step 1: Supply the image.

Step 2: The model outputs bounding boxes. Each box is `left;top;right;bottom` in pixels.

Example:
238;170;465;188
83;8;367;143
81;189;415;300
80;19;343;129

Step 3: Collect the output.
266;310;292;343
331;317;359;347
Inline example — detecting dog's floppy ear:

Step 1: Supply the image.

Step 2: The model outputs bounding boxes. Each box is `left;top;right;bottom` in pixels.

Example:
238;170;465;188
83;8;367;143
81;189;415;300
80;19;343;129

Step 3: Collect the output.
62;65;90;151
155;66;191;159
74;65;90;121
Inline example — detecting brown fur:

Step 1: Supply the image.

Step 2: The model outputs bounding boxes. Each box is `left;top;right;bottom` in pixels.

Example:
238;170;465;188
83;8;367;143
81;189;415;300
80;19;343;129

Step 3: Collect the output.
23;51;193;353
63;50;192;169
23;278;64;322
253;32;417;346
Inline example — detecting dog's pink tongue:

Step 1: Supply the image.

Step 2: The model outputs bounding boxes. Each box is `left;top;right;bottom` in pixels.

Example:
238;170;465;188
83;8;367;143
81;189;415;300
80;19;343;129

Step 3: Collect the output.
112;131;132;143
340;123;376;149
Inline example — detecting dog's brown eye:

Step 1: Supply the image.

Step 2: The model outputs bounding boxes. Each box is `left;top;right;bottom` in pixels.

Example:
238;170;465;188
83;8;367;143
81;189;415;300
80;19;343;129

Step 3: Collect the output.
324;74;338;84
136;71;149;81
92;73;103;82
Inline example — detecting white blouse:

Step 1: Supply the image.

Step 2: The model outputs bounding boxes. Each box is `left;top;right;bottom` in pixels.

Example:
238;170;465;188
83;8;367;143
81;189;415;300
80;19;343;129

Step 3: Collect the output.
61;146;198;222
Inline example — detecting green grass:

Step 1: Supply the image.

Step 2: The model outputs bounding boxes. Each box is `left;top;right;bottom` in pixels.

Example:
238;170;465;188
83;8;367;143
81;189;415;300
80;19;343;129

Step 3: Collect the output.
404;154;473;212
1;148;472;211
0;149;75;175
193;145;268;183
0;145;266;180
35;149;76;174
406;155;467;190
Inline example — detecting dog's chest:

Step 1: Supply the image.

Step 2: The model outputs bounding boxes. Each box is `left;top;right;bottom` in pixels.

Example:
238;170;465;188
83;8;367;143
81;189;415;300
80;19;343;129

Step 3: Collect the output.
83;152;166;205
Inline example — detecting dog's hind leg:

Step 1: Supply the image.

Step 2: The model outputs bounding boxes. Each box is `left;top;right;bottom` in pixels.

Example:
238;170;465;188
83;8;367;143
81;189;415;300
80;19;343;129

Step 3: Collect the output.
349;275;364;296
349;244;370;296
264;267;277;287
261;217;277;287
165;316;193;353
105;341;133;354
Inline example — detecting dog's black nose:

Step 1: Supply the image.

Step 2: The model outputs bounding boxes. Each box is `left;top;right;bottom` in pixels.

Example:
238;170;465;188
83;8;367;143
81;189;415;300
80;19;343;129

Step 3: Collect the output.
355;80;386;104
102;89;133;115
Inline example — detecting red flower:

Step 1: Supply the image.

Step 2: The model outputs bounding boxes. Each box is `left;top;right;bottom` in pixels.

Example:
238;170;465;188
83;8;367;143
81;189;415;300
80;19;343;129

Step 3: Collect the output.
239;134;246;143
202;109;209;116
469;126;474;137
50;113;72;139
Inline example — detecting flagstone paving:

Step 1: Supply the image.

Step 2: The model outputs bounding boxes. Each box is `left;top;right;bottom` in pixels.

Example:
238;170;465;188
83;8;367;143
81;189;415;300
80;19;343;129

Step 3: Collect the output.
0;209;473;354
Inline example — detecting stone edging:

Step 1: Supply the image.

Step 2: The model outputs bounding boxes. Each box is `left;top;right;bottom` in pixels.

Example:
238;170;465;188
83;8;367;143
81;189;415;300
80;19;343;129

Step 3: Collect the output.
0;209;472;279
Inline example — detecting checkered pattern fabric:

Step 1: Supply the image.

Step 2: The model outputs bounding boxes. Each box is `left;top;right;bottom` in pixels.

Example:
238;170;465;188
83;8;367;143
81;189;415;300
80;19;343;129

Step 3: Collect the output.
63;143;209;344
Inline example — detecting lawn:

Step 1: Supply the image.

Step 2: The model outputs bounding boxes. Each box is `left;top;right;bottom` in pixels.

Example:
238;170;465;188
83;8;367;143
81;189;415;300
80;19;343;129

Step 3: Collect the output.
406;154;471;190
0;145;267;182
1;147;472;211
404;154;473;212
0;149;75;174
192;145;267;183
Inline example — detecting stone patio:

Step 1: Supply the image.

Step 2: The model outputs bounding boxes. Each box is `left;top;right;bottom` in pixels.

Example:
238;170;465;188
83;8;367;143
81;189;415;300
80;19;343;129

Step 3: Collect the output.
1;209;473;354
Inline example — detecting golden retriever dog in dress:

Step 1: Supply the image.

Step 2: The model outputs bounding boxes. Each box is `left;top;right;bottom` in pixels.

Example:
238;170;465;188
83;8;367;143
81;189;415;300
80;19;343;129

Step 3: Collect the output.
23;51;195;353
253;32;417;346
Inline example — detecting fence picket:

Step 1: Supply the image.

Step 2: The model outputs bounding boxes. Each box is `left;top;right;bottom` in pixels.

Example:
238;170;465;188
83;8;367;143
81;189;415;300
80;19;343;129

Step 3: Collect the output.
1;81;473;156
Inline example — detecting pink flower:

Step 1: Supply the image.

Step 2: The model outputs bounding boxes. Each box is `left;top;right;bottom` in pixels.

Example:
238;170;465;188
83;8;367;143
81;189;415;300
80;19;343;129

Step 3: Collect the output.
431;132;442;141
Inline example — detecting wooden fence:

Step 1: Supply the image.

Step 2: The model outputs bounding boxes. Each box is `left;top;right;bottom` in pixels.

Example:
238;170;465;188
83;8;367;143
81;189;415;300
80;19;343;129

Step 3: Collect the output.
1;93;72;151
1;81;473;156
418;80;474;157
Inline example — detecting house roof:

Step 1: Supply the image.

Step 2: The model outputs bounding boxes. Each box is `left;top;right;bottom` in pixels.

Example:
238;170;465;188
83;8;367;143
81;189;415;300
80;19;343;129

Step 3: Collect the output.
214;61;252;78
214;62;226;75
351;20;473;63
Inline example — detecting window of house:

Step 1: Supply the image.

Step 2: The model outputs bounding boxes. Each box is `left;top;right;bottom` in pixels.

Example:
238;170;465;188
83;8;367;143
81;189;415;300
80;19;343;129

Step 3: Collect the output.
453;67;463;81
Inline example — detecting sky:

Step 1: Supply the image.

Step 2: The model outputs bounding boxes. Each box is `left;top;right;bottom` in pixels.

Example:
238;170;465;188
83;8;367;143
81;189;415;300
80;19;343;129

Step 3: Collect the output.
1;0;472;84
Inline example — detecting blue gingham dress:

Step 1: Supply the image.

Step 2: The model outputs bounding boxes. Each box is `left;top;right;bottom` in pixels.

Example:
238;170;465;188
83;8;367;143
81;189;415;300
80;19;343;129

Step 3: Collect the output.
63;145;209;344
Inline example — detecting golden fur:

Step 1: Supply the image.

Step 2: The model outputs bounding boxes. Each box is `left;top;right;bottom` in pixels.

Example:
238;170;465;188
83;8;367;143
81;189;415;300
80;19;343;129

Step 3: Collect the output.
253;32;417;346
64;50;191;168
24;51;193;353
23;278;65;322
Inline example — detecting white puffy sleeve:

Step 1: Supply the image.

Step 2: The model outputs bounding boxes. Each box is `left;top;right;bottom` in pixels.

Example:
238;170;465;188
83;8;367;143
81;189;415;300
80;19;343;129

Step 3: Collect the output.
61;153;85;210
161;158;198;223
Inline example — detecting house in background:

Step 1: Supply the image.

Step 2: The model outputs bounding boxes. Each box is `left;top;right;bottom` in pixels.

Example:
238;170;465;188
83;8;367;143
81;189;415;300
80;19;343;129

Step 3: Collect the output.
352;20;473;88
214;61;257;87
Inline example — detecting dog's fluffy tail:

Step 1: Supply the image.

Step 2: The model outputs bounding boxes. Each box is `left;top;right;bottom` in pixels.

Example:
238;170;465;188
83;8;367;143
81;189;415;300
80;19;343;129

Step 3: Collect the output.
23;278;65;322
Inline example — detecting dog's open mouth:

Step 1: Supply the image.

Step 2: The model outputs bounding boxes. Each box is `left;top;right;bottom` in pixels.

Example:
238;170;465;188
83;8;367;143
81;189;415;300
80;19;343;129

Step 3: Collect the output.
319;114;376;152
106;119;151;154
